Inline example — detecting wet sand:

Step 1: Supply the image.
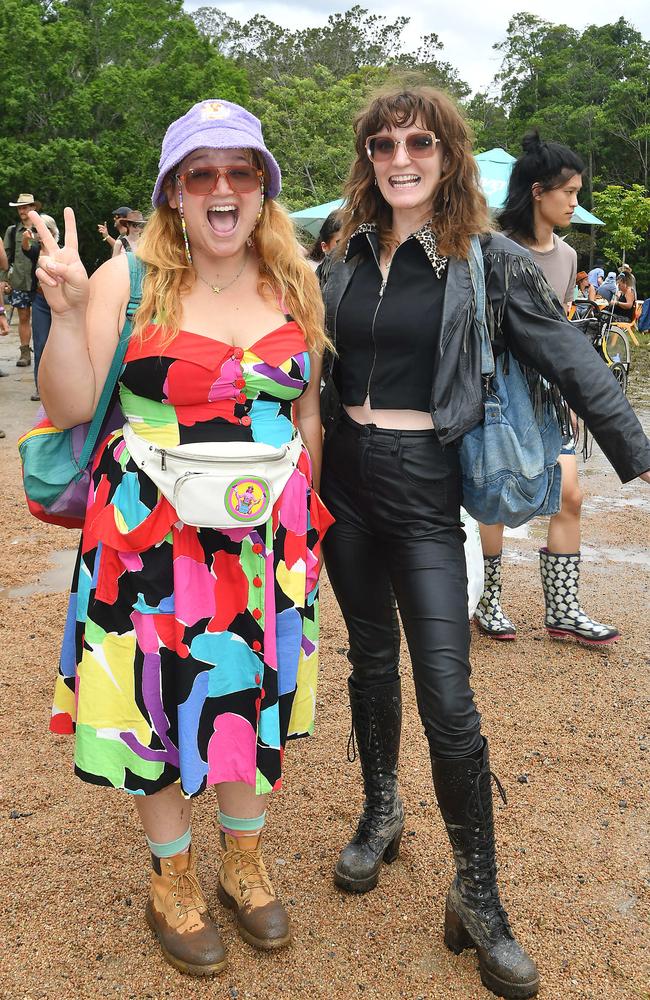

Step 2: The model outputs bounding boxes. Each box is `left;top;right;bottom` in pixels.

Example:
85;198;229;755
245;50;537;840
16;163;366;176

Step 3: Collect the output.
1;326;648;1000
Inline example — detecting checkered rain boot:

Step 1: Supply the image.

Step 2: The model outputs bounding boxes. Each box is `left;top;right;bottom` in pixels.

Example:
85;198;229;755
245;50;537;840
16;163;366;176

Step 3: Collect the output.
539;548;619;646
474;554;517;640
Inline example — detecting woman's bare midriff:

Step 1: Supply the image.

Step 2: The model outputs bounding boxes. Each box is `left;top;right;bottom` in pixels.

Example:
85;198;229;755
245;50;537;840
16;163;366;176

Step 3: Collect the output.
344;398;434;430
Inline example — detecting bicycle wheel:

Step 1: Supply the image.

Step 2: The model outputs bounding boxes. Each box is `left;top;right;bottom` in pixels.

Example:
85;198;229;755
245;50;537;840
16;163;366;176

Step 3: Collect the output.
603;325;631;366
609;361;628;395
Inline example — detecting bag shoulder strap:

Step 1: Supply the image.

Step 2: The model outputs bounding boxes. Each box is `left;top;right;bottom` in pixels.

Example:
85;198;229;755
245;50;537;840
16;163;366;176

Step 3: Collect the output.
77;254;145;469
468;234;495;379
7;225;17;266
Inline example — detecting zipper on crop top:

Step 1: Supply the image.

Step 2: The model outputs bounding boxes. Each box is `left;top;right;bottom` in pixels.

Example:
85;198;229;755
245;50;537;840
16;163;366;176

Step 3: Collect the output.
366;236;390;400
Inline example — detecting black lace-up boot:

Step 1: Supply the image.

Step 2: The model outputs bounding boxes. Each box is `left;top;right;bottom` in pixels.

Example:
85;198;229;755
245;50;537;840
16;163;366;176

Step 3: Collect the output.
431;739;539;999
334;678;404;893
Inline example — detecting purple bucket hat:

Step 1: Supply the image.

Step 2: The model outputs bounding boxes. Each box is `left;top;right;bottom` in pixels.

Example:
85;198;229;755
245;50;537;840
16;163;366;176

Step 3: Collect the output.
152;100;281;207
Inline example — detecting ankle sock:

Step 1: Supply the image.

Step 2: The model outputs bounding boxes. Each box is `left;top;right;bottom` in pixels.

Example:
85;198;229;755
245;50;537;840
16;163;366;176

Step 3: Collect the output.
146;827;191;858
219;810;266;837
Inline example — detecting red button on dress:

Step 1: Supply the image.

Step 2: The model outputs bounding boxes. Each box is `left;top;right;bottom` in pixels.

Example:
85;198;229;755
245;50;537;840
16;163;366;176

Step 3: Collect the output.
252;641;262;652
236;392;247;404
252;608;262;620
232;347;244;360
255;673;261;685
252;543;263;554
253;576;262;588
235;378;246;389
240;416;251;427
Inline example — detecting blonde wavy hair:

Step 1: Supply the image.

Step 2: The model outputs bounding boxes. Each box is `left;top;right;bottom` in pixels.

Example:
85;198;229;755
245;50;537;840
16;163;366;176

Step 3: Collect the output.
339;83;491;260
133;157;326;353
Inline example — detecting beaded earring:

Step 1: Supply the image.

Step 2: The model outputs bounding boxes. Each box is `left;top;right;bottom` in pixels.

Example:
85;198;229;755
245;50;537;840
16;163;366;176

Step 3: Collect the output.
177;180;193;266
247;177;265;248
256;175;265;224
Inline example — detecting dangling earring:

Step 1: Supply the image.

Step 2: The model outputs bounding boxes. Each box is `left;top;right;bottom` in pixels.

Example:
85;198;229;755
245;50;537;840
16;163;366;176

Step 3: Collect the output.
247;180;264;248
374;176;378;186
256;178;265;224
177;181;193;266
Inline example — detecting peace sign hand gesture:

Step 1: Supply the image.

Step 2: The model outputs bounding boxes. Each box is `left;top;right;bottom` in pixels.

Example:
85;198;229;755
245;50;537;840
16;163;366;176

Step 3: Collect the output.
29;207;89;316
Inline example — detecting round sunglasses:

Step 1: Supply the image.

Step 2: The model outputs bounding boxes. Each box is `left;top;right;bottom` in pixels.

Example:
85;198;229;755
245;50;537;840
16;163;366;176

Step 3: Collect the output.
365;131;440;163
176;165;264;196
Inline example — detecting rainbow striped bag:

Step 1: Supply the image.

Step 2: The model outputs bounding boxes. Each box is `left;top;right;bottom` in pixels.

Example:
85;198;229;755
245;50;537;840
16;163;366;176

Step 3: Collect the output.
18;256;143;528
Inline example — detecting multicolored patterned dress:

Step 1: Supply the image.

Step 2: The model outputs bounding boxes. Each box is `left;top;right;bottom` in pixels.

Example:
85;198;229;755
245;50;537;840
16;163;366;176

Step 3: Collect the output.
50;320;332;798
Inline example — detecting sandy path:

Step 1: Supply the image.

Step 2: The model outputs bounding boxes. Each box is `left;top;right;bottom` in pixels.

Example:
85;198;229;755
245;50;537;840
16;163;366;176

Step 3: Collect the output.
1;326;648;1000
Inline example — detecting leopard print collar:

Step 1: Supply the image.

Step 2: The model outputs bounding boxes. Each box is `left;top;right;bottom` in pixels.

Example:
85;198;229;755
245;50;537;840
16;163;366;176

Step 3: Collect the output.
345;222;448;278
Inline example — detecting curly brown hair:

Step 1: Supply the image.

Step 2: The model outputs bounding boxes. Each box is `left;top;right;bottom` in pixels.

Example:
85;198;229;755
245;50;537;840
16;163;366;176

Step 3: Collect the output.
339;84;490;260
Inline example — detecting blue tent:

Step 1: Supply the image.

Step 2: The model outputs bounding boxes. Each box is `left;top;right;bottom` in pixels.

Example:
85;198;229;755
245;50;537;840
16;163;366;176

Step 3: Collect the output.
290;148;604;233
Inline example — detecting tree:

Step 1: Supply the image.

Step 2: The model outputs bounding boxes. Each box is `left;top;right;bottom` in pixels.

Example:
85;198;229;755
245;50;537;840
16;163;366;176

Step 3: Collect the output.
591;185;650;264
192;5;469;98
253;66;384;210
0;0;248;268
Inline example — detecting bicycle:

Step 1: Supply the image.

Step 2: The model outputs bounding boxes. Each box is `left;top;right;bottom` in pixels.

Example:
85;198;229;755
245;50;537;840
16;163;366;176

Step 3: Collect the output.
569;299;631;394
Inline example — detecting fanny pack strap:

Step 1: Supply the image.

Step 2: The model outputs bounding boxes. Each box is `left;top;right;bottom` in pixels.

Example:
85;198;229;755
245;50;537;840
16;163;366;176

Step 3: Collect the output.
77;254;145;470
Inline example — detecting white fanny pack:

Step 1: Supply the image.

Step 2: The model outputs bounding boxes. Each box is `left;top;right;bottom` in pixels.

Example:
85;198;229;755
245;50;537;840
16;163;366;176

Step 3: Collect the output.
123;422;304;529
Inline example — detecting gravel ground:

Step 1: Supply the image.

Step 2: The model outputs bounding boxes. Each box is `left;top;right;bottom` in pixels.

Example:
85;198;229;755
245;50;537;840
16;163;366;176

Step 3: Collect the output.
1;327;649;1000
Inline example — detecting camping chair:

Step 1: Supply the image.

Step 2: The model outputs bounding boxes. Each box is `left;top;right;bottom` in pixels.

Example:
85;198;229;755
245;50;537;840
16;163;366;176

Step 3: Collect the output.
612;302;641;346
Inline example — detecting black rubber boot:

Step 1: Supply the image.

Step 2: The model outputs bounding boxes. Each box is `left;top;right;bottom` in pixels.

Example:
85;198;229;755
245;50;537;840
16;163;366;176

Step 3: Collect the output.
334;678;404;893
431;739;539;999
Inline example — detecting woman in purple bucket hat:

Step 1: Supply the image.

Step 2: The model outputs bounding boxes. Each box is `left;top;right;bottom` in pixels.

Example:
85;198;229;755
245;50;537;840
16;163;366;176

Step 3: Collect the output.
31;99;332;976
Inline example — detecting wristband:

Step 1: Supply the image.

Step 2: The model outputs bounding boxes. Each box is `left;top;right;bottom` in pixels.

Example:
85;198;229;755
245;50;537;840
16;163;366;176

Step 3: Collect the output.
0;307;6;315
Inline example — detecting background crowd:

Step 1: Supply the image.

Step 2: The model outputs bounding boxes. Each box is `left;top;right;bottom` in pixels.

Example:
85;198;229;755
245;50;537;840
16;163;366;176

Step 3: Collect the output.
1;3;650;285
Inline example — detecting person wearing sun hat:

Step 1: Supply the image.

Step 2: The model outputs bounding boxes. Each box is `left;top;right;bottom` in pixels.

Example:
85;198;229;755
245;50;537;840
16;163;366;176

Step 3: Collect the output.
111;209;146;257
32;98;331;976
2;193;41;366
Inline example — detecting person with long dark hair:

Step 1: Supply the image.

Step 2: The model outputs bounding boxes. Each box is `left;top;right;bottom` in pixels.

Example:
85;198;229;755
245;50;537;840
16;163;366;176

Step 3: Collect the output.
318;86;650;999
476;132;620;644
308;210;342;263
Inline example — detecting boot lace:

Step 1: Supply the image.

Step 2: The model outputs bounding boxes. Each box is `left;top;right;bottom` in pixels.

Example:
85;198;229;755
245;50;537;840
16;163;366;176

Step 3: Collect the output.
463;769;512;934
168;869;206;921
219;846;274;905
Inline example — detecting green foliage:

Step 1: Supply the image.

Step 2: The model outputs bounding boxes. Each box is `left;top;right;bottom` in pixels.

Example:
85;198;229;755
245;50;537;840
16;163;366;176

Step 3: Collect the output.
252;66;384;210
191;5;469;98
592;185;650;264
1;3;649;284
0;0;248;267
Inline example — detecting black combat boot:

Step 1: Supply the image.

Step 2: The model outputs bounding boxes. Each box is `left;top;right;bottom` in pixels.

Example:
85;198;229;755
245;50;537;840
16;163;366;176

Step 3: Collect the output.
431;739;539;999
334;678;404;893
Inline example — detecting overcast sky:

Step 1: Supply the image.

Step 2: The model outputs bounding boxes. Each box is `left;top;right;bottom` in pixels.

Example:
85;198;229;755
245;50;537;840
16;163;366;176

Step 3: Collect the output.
183;1;649;94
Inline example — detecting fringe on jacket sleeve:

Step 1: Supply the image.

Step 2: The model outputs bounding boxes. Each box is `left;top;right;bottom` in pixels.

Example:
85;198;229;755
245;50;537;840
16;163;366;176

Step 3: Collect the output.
484;250;573;443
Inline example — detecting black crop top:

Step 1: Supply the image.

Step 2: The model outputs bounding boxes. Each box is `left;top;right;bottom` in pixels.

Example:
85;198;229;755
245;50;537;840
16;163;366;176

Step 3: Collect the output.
333;224;447;411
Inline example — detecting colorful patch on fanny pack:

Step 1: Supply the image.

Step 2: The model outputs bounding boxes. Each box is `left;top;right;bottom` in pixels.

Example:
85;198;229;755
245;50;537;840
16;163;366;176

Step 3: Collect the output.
226;478;270;522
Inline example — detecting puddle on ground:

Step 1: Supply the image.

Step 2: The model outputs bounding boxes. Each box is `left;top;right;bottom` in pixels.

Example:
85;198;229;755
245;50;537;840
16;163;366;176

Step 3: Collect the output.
1;548;77;599
504;524;650;570
502;536;649;569
580;543;650;568
504;521;547;541
583;493;650;514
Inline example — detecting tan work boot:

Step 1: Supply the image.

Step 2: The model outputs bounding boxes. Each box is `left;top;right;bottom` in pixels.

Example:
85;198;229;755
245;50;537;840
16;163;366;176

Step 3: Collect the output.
16;345;31;367
145;847;227;976
217;831;291;950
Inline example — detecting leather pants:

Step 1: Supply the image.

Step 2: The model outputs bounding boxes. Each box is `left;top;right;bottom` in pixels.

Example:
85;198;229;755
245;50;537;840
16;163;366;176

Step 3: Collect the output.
321;411;483;759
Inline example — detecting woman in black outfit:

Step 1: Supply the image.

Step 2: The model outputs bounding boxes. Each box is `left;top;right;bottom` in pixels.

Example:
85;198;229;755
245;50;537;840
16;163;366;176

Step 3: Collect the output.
318;86;650;1000
610;271;636;321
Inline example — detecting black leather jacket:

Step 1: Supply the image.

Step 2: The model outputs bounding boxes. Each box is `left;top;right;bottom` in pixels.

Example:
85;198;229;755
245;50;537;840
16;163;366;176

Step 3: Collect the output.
319;229;650;484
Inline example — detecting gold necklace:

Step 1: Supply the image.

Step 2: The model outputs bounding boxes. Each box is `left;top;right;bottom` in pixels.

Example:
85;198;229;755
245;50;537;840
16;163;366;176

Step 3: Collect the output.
195;251;248;294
